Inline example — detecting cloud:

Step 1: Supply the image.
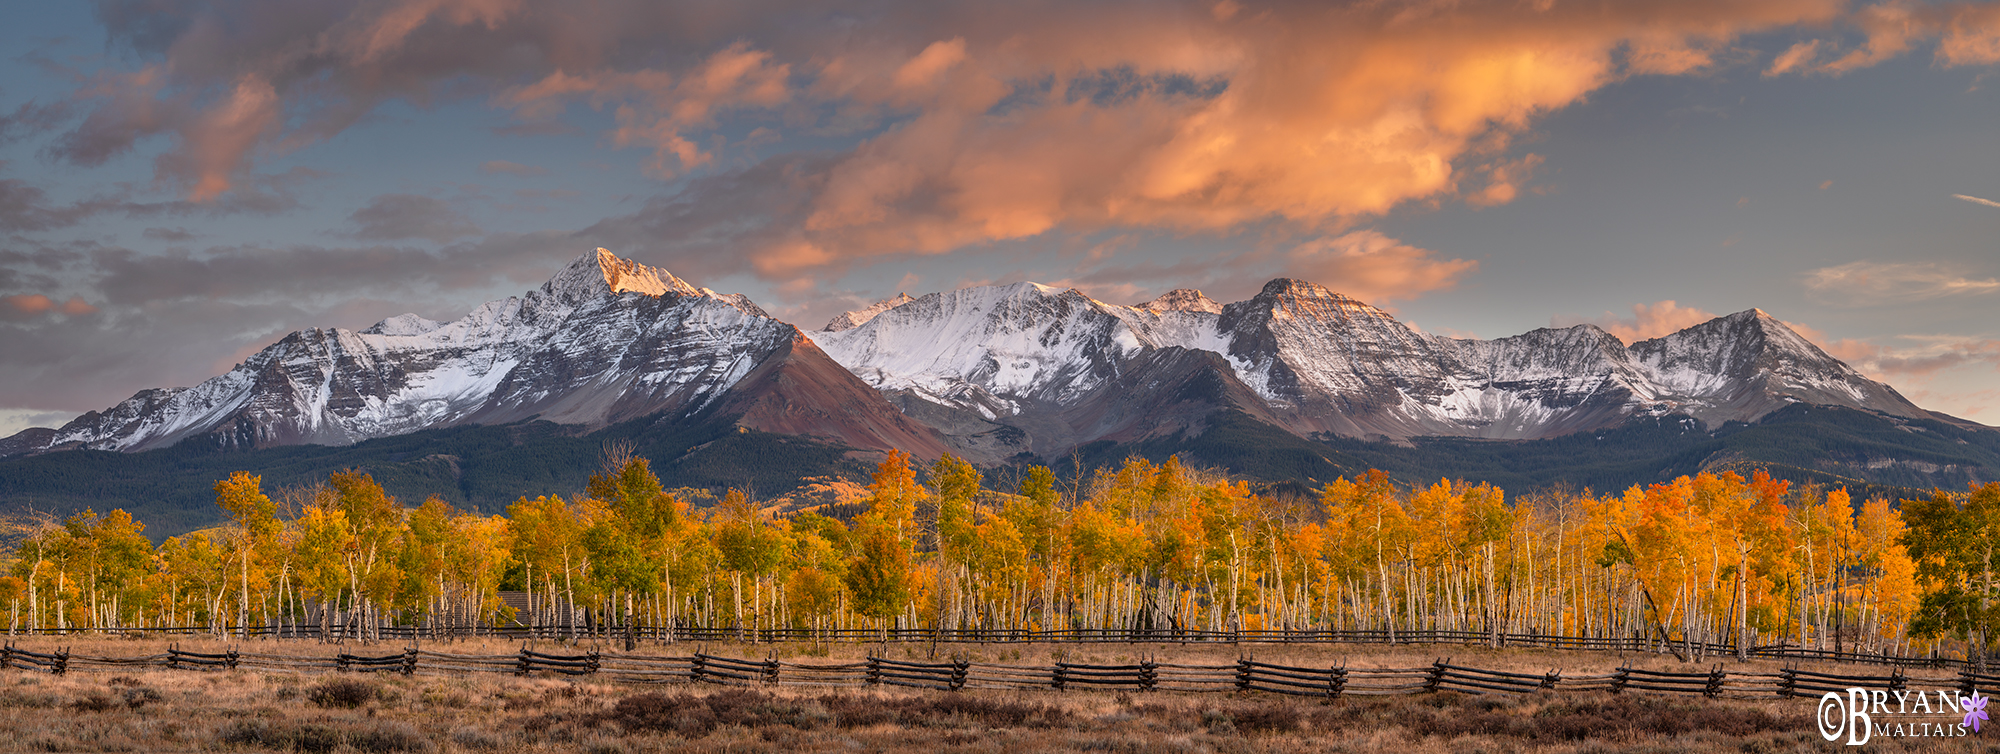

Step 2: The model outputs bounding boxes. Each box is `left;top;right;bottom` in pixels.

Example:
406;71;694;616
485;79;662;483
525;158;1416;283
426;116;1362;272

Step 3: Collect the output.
0;165;320;233
1825;335;2000;380
0;230;608;413
1284;231;1478;304
1766;39;1825;76
1783;319;2000;421
0;100;73;146
1804;260;2000;305
1955;192;2000;209
346;194;482;242
79;233;576;308
1763;1;2000;77
0;294;95;321
45;0;1863;261
1938;3;2000;65
1551;300;1720;343
480;160;547;176
0;409;82;437
141;226;198;242
498;41;792;178
2;294;55;317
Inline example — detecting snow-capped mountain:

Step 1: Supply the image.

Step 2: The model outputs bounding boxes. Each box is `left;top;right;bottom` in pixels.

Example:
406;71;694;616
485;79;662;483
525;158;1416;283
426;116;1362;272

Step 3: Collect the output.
808;277;1933;461
0;251;1940;471
1;249;944;458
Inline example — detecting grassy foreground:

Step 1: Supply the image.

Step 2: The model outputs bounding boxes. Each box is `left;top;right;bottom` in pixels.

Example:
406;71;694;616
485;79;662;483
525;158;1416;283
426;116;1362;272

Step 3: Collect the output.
0;637;1978;753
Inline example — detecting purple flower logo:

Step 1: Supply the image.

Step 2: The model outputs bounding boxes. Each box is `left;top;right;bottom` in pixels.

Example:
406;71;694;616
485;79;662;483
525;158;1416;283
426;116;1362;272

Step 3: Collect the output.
1964;690;1990;733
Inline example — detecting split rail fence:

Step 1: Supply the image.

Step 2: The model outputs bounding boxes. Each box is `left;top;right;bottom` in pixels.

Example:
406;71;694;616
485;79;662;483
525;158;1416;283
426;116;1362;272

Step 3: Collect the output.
8;625;1968;670
5;643;1997;704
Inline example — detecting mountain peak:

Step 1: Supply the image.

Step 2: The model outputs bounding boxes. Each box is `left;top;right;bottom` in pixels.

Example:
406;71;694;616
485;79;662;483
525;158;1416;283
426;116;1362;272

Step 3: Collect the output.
543;248;700;303
823;293;917;332
1137;289;1222;314
1242;278;1392;321
1254;277;1358;302
360;313;442;336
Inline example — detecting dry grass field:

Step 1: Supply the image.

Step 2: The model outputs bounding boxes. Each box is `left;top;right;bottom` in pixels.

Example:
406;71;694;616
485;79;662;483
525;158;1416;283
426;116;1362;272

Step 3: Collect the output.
0;636;1985;753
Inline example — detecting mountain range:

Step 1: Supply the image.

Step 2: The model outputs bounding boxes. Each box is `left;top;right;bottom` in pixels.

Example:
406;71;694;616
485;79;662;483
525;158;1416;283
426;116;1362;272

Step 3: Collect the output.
3;248;1993;536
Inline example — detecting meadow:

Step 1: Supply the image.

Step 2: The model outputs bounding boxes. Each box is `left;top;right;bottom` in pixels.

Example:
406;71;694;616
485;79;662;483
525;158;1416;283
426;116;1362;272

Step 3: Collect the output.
0;636;1981;754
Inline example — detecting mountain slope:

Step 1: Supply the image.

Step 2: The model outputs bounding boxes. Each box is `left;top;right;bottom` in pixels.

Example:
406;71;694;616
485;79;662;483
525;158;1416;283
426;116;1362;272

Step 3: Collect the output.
809;276;1942;463
2;248;942;461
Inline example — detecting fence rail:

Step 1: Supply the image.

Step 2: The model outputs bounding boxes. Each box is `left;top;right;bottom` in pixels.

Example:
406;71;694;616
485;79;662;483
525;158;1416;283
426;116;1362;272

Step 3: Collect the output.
4;624;1964;670
3;642;1989;704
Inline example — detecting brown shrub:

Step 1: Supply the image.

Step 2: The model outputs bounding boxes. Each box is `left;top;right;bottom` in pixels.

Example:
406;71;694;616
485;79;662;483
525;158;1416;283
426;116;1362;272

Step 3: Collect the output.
592;689;1068;738
1384;693;1804;742
68;692;119;712
120;687;162;709
219;719;431;753
306;678;376;709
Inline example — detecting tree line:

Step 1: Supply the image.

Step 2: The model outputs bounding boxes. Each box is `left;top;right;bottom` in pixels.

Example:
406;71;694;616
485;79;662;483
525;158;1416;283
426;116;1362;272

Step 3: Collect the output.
5;447;2000;662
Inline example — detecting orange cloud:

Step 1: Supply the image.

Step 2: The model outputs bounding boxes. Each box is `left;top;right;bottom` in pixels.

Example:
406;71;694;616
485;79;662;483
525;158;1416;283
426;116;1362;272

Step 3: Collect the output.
758;1;1850;276
0;294;94;318
3;294;54;316
1285;231;1478;304
164;75;282;202
1939;4;2000;64
1765;1;2000;76
1552;300;1720;342
70;0;1972;259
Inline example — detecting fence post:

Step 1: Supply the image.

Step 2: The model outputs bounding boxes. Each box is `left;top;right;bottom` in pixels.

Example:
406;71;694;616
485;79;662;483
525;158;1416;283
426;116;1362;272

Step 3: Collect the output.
1054;662;1068;692
402;647;418;676
226;648;240;670
950;659;968;691
1235;658;1252;693
53;647;66;676
1704;665;1723;698
1779;667;1797;699
1611;667;1628;694
865;656;880;687
1329;665;1346;699
1141;660;1158;692
691;654;707;684
0;643;10;671
1423;658;1446;694
1542;669;1561;691
514;646;529;676
587;650;600;676
766;656;781;686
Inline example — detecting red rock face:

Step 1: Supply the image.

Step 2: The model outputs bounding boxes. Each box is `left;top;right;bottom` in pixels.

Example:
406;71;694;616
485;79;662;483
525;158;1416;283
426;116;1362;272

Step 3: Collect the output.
717;332;951;460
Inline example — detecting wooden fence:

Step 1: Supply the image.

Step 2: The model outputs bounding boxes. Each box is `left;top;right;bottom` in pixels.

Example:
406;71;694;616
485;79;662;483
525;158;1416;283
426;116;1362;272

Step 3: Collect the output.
6;643;1996;703
7;625;1965;670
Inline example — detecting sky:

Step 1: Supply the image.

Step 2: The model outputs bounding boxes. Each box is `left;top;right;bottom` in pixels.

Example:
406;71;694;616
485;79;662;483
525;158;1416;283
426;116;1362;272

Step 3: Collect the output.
3;0;2000;436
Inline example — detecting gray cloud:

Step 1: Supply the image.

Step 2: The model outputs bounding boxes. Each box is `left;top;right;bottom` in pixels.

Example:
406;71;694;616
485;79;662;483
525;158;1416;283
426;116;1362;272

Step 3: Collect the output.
0;99;73;145
85;232;575;308
480;160;547;177
0;165;319;233
1804;260;2000;305
576;153;828;281
347;193;481;242
141;226;197;242
0;229;599;412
